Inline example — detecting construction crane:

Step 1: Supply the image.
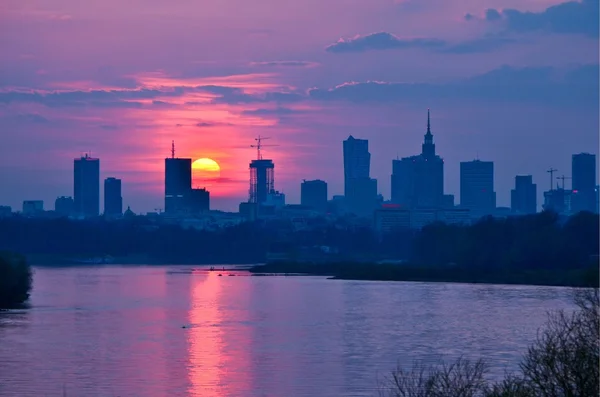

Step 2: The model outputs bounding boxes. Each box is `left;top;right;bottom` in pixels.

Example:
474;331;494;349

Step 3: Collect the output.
250;135;279;160
557;175;571;190
547;168;557;190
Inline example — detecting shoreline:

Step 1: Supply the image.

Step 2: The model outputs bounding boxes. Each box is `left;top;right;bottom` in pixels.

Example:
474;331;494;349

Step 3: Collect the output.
248;261;600;288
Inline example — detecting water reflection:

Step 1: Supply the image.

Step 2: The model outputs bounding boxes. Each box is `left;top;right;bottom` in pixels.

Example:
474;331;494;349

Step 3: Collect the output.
0;267;576;397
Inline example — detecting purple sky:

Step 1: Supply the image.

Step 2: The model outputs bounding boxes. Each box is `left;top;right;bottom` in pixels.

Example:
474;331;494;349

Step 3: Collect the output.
1;0;598;212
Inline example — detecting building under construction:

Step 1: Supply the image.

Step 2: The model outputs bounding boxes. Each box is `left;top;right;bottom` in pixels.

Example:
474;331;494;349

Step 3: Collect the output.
249;136;276;204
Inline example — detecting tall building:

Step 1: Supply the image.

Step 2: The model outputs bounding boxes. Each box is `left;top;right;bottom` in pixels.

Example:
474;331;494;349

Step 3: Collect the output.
391;110;444;209
104;177;123;216
571;153;597;213
249;159;275;204
165;141;192;214
55;196;74;216
343;136;370;195
74;154;100;217
301;179;328;212
343;136;377;216
460;160;496;219
511;175;537;214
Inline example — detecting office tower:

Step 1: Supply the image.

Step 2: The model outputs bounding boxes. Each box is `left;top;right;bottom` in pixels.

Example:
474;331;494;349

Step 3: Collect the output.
301;180;328;212
460;160;496;219
165;141;192;213
571;153;597;213
249;159;275;204
55;196;74;216
186;188;210;213
343;136;377;216
74;154;100;217
391;110;444;208
343;136;370;196
511;175;537;214
22;200;43;215
104;177;123;216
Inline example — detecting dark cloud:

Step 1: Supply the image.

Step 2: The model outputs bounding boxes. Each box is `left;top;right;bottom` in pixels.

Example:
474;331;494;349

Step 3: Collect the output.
485;9;502;21
307;64;598;105
99;124;118;130
464;13;475;21
95;66;140;89
10;113;50;123
326;32;445;53
152;100;177;108
249;61;318;68
483;0;599;37
242;107;299;116
325;32;515;54
196;121;233;127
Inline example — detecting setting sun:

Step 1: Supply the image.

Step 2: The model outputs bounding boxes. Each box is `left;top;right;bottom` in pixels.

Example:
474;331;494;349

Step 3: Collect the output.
192;158;221;172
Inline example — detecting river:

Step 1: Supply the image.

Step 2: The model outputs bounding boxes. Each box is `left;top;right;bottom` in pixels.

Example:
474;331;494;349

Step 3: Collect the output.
0;265;575;396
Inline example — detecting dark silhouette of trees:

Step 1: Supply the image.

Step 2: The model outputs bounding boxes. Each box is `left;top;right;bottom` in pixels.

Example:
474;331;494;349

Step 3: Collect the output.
379;288;600;397
0;251;32;308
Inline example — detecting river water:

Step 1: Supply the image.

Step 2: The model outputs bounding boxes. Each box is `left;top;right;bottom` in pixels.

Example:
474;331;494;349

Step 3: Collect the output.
0;266;575;397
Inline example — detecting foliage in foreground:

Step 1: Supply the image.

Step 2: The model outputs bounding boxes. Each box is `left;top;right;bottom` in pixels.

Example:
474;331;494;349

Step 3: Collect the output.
379;288;599;397
0;251;33;308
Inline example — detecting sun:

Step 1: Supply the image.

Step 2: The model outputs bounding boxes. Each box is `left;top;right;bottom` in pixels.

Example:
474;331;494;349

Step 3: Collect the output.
192;158;221;186
192;158;220;172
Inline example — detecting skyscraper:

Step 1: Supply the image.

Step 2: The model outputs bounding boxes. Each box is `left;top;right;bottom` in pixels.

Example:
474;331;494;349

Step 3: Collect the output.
391;110;444;209
460;160;496;219
74;154;100;217
249;159;275;204
571;153;597;213
343;136;377;216
104;177;123;216
301;180;328;212
186;188;210;213
511;175;537;215
165;142;192;214
343;136;370;196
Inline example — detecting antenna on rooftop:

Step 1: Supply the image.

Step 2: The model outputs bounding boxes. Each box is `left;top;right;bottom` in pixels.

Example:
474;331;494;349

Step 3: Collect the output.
171;140;175;159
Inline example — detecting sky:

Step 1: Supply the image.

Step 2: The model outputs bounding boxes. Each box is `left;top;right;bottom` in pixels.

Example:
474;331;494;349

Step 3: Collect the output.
0;0;598;213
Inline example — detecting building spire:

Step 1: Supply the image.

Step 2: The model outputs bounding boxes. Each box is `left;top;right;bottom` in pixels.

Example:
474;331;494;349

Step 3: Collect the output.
427;108;431;136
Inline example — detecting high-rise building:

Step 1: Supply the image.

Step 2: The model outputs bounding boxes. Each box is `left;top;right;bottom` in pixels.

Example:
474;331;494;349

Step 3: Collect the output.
391;110;444;209
165;142;192;214
186;188;210;213
343;136;370;196
55;196;74;216
301;180;328;212
511;175;537;214
74;154;100;217
343;136;377;216
104;177;123;216
571;153;597;213
249;159;275;204
460;160;496;219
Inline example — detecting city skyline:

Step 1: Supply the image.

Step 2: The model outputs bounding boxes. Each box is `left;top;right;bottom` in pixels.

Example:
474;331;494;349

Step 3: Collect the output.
0;0;598;212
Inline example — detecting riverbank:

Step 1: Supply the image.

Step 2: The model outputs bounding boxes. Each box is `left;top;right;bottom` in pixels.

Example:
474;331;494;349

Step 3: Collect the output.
248;261;600;288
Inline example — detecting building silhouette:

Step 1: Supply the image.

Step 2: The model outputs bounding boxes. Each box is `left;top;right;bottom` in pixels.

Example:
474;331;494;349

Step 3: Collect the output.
22;200;43;215
164;142;192;214
186;188;210;213
571;153;597;213
55;196;74;216
249;159;275;204
104;177;123;216
391;110;444;209
511;175;537;214
301;180;328;212
460;160;496;219
74;154;100;217
343;136;377;216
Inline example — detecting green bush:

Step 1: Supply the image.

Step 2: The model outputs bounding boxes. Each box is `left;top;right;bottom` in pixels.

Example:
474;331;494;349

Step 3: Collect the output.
0;251;33;308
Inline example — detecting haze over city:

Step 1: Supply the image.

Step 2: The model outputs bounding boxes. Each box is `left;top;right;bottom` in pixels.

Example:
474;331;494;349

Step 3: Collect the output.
1;0;598;212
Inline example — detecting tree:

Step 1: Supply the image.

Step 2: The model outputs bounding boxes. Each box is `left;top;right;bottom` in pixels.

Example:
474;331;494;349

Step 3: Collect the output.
0;251;33;308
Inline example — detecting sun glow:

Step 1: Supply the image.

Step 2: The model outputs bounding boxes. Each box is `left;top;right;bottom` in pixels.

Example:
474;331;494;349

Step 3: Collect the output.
192;158;221;172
